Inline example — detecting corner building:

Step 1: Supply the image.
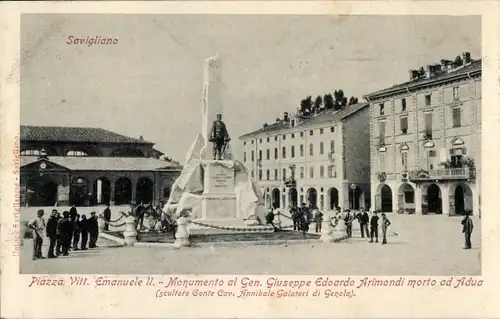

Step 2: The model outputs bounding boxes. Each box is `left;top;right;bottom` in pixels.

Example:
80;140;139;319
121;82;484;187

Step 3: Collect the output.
364;53;481;216
239;103;370;213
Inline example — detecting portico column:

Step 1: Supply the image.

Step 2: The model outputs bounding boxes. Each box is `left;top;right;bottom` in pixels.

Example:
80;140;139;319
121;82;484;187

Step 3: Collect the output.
415;185;423;215
110;181;116;206
131;178;138;205
392;185;399;214
441;184;451;216
472;183;480;217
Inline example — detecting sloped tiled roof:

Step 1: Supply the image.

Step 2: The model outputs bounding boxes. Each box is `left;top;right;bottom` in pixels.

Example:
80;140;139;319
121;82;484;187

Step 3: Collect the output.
20;125;153;144
239;102;369;139
365;59;482;99
20;156;181;171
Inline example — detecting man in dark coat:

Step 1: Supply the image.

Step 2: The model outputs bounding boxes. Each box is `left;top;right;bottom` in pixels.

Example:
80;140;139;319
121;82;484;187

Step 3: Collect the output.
45;209;59;258
344;210;354;238
103;205;111;231
80;214;89;250
89;212;99;248
291;206;299;231
265;207;278;232
360;209;370;238
57;211;72;256
369;211;379;243
299;208;309;237
72;214;81;250
461;212;474;249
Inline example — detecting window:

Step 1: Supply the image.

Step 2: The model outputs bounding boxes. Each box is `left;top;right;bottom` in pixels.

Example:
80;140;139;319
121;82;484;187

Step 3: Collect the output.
300;144;304;157
320;128;324;134
259;150;262;160
274;148;278;159
320;142;324;155
267;137;270;142
424;112;433;134
425;94;431;106
259;139;262;143
427;150;436;170
244;141;246;145
450;148;466;168
244;152;246;162
291;167;295;179
300;132;304;137
452;107;462;127
378;121;386;144
266;169;270;180
291;133;295;138
258;170;262;180
291;145;295;158
330;127;335;132
400;116;408;134
300;166;305;178
379;153;386;171
401;152;408;170
251;151;254;161
310;130;314;136
274;136;278;141
291;119;296;127
453;87;459;101
330;140;335;153
21;149;44;156
309;143;314;156
401;98;407;112
309;167;314;178
320;166;325;178
282;146;286;158
67;150;88;156
283;135;286;140
251;170;254;178
251;140;254;144
328;165;336;178
282;168;287;179
379;103;385;115
274;169;278;180
266;149;270;160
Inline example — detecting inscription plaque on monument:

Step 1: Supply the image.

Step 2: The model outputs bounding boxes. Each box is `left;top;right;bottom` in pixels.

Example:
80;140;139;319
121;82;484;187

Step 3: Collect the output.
204;163;234;194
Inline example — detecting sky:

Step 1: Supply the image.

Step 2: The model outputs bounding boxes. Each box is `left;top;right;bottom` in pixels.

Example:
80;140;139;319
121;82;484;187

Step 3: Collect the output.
20;14;481;162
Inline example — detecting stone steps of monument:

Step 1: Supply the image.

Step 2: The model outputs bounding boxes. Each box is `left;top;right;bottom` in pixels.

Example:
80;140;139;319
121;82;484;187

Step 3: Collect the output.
106;230;320;244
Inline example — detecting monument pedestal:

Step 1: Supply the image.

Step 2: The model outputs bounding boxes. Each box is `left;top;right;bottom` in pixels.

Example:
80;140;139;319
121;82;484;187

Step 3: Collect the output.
199;160;238;221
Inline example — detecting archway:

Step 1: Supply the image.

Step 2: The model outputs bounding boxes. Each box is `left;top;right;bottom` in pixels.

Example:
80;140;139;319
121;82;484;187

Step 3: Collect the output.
329;187;339;210
398;183;415;214
114;177;132;205
70;177;91;206
348;186;363;210
307;188;318;207
271;188;280;208
26;175;58;206
454;183;473;215
426;183;442;214
92;177;111;205
380;184;393;212
136;177;154;204
289;188;298;207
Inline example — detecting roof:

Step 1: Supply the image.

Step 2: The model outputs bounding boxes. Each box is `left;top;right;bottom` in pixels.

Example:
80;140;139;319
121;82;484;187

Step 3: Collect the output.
365;59;482;99
239;102;369;139
20;156;181;171
20;125;153;145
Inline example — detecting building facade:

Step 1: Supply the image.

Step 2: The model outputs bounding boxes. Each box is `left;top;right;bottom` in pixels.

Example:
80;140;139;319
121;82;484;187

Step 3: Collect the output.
364;52;481;216
239;103;371;213
20;125;182;207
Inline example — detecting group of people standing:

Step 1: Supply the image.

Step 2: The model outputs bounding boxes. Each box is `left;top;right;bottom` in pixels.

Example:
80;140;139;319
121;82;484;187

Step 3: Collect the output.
28;206;99;260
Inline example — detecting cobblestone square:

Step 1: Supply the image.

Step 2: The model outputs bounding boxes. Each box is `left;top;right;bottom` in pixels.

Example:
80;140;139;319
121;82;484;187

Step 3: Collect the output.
20;209;481;275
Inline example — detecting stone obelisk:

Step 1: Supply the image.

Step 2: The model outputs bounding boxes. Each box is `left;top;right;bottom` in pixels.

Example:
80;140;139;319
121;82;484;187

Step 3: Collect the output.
200;54;238;221
202;54;223;159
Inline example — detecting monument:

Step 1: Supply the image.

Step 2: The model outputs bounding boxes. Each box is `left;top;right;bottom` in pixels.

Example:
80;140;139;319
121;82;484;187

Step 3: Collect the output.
163;55;266;224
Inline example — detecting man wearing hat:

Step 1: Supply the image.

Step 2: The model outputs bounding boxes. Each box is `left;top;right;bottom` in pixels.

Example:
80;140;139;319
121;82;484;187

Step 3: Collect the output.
369;210;379;243
461;211;474;249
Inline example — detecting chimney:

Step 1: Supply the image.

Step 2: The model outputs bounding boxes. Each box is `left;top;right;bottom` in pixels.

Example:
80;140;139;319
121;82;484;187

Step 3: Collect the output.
263;123;268;129
283;112;289;122
424;65;433;78
462;52;471;65
276;117;280;123
139;135;144;140
408;69;419;80
441;59;452;71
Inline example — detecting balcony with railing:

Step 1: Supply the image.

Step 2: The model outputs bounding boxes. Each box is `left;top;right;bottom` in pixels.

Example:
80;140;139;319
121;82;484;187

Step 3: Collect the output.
283;177;297;187
409;167;476;182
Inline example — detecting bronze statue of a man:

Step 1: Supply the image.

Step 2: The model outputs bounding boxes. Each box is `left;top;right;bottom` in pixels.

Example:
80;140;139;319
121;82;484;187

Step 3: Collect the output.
209;113;231;160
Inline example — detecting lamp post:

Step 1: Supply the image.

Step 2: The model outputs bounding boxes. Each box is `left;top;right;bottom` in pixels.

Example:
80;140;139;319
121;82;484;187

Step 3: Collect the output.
350;183;356;210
